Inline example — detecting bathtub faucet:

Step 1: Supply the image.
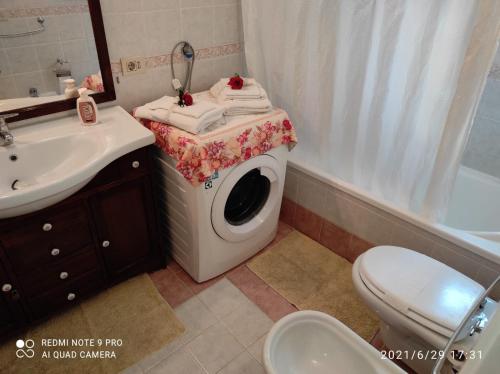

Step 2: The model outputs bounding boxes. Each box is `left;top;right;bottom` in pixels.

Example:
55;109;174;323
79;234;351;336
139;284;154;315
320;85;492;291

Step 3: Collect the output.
0;113;18;146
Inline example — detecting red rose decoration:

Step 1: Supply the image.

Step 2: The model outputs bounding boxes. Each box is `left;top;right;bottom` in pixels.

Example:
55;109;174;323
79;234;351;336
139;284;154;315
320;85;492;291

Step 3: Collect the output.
228;74;244;90
183;92;193;106
282;119;292;130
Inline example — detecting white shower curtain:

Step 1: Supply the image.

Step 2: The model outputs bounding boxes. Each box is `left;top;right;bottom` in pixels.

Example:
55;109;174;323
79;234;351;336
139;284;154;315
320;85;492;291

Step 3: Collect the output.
242;0;500;220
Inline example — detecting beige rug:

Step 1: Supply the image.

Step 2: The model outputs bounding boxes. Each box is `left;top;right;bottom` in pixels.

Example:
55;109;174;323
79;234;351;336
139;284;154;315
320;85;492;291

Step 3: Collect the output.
248;230;379;341
0;274;184;374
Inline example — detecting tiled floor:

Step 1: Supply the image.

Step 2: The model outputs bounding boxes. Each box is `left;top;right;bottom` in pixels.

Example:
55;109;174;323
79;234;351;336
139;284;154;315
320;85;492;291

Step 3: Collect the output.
123;279;272;373
123;220;408;373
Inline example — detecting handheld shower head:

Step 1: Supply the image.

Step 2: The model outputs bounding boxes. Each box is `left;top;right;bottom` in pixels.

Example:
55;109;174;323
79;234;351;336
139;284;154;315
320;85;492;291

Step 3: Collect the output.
182;42;194;59
171;41;195;92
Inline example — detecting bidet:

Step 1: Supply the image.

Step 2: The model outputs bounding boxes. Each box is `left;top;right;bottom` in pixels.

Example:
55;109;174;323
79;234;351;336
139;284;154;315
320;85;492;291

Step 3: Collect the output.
264;311;405;374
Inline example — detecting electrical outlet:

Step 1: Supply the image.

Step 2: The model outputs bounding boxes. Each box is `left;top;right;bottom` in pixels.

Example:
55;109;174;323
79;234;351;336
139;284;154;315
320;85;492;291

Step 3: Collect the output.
120;57;147;75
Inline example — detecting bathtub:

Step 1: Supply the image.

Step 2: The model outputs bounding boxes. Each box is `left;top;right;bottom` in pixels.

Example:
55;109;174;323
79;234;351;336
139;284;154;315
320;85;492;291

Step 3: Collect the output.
287;156;500;266
445;167;500;243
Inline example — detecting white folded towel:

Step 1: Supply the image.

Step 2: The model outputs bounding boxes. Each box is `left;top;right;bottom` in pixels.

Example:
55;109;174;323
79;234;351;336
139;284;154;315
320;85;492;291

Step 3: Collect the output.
135;95;225;134
209;78;272;115
145;95;177;110
168;104;225;133
172;101;219;119
209;78;263;100
222;96;272;116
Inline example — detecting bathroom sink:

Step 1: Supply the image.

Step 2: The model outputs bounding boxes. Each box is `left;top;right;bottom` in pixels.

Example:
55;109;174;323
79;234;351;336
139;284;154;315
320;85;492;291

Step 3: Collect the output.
0;106;155;219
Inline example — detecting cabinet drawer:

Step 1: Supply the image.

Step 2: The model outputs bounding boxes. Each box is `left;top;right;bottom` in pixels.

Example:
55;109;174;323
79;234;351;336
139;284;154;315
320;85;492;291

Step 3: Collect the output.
117;147;149;179
85;148;150;190
28;271;103;320
21;248;101;297
1;203;93;269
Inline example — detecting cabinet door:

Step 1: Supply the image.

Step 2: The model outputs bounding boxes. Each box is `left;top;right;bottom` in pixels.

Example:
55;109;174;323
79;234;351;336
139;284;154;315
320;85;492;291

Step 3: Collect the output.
91;178;157;279
0;262;25;336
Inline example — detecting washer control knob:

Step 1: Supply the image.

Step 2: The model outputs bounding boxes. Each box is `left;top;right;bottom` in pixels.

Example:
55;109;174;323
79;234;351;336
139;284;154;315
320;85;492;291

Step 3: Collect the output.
51;248;60;256
42;223;52;232
132;161;140;169
59;272;69;280
67;293;76;301
102;240;110;248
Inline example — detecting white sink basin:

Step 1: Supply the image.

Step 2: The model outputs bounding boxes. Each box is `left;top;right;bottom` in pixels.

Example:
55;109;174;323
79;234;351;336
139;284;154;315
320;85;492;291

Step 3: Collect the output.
0;106;155;219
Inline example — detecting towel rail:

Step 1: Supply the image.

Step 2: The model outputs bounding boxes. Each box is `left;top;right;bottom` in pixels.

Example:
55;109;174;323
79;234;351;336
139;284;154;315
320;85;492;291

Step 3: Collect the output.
0;17;45;38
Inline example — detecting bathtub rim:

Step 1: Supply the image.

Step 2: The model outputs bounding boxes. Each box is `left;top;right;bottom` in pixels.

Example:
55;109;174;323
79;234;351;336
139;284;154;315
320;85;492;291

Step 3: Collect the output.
287;156;500;266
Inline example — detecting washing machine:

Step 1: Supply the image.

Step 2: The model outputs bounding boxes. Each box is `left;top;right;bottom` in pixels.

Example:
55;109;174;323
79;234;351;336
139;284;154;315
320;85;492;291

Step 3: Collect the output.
154;145;288;282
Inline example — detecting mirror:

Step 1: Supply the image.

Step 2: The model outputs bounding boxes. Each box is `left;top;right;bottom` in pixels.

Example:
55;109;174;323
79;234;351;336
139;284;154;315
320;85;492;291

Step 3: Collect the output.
0;0;115;122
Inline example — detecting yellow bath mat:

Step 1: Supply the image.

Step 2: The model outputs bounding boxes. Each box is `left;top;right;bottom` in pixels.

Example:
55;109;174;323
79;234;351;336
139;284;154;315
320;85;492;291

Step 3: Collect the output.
248;230;379;341
0;274;184;374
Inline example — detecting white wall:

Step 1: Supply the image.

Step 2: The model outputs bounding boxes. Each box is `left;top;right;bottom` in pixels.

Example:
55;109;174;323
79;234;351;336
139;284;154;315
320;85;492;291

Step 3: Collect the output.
462;47;500;178
100;0;245;111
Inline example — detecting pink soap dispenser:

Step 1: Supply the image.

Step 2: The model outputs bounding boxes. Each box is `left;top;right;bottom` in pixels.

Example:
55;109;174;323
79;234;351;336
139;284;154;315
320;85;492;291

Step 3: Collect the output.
77;88;99;126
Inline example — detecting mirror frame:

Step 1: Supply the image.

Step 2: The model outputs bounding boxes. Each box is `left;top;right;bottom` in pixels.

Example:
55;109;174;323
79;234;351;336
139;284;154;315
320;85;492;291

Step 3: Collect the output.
1;0;115;123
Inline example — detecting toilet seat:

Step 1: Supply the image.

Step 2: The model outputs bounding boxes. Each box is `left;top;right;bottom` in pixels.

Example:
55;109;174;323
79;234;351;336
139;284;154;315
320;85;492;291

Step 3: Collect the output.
358;246;485;338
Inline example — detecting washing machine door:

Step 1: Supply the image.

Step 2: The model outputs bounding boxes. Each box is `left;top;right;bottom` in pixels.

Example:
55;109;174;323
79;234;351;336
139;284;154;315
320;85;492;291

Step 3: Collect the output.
211;154;283;242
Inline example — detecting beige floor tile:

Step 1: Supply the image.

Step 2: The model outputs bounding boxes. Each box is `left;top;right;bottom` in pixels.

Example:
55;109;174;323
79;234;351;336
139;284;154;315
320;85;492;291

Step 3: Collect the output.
198;278;250;318
217;351;265;374
175;296;219;333
222;299;273;347
188;322;245;374
247;335;266;365
148;346;205;374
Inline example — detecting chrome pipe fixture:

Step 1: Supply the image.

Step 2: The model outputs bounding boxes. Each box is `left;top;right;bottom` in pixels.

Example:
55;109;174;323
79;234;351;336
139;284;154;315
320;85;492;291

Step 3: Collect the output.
432;275;500;374
170;41;195;93
0;113;18;147
0;17;45;38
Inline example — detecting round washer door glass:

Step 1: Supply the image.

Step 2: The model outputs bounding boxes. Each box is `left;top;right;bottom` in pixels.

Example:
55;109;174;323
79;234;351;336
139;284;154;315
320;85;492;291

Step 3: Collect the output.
211;154;283;242
224;169;270;226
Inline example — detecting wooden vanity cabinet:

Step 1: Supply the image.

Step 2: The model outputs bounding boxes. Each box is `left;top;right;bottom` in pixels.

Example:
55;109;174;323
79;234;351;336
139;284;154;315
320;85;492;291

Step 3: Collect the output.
90;177;157;280
0;146;165;338
0;261;26;336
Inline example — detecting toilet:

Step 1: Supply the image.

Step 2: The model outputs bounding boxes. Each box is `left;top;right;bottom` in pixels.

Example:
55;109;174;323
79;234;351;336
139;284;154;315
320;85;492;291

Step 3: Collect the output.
352;246;497;373
263;310;405;374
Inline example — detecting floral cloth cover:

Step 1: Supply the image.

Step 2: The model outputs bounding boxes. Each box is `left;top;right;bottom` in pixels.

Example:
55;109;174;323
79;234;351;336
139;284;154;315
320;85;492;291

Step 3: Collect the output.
135;108;297;186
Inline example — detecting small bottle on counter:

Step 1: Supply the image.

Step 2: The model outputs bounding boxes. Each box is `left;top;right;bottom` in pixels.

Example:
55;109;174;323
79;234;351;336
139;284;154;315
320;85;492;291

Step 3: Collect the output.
64;78;79;99
77;88;99;126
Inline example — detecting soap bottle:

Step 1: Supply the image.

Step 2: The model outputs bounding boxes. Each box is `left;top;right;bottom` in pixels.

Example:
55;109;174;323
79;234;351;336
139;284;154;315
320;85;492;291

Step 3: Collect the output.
64;78;79;99
77;89;99;126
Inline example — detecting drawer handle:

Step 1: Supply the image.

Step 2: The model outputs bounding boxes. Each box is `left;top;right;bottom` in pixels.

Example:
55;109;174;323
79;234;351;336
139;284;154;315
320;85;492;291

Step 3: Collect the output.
42;223;53;232
59;272;69;280
67;293;76;301
102;240;110;248
51;248;60;256
2;283;12;293
132;161;140;169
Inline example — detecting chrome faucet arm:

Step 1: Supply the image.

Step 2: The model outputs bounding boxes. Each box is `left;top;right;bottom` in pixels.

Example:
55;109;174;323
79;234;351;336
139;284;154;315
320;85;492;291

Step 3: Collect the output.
432;275;500;374
0;113;18;146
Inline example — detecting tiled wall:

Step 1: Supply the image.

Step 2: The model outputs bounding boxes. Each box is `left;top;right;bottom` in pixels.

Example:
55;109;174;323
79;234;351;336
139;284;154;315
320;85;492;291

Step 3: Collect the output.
282;165;500;291
100;0;245;111
462;47;500;178
0;0;98;99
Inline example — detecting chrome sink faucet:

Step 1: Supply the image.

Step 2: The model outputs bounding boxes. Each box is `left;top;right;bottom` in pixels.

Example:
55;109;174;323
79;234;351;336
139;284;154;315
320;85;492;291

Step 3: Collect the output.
0;113;18;146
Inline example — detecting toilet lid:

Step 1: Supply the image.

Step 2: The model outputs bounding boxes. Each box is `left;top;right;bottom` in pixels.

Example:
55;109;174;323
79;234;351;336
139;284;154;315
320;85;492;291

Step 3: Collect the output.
358;246;485;337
